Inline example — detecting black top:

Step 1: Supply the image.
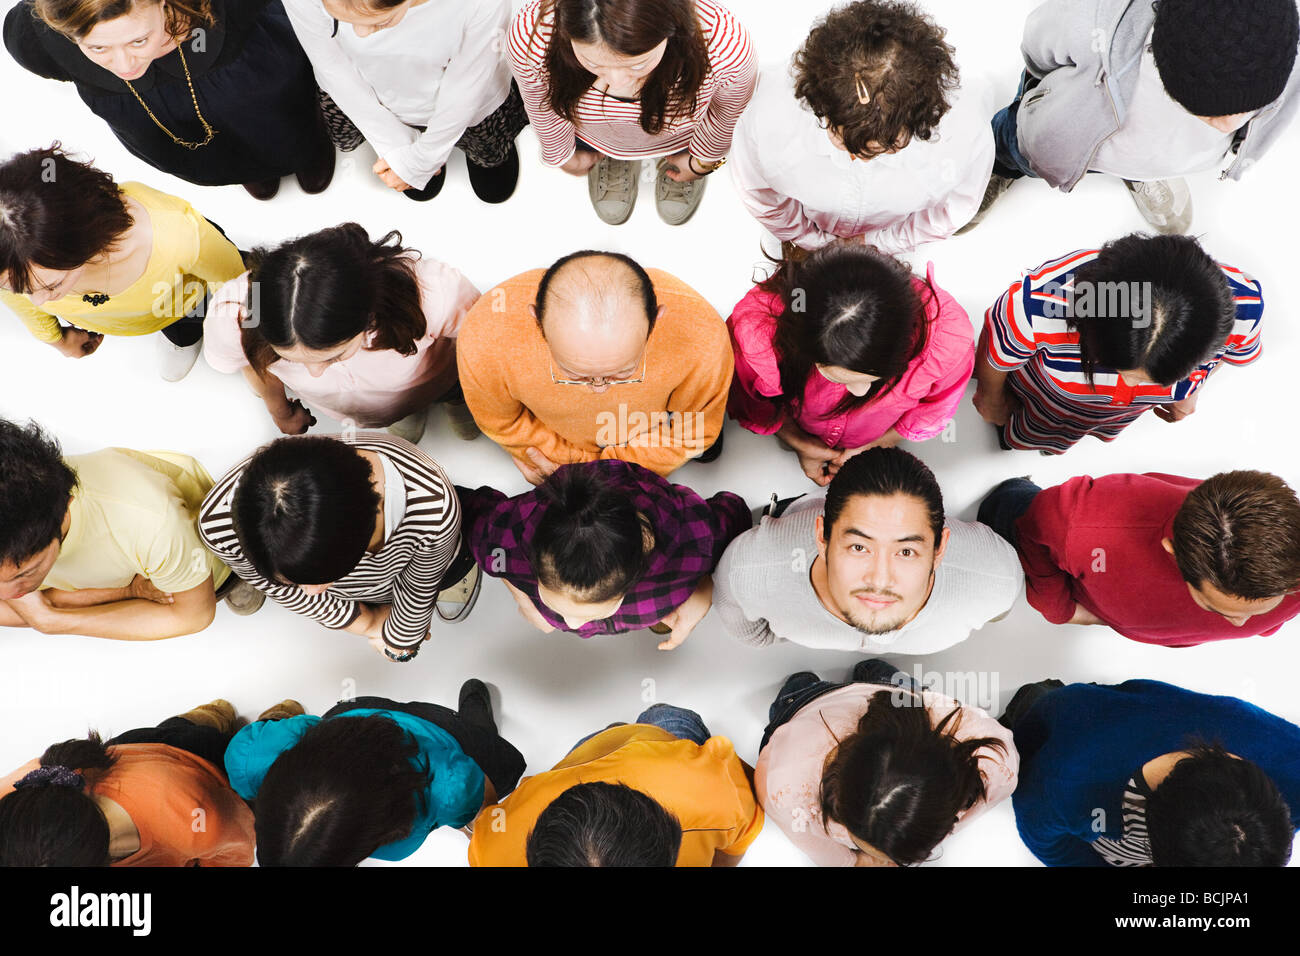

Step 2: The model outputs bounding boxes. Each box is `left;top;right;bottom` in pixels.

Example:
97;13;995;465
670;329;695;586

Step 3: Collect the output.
4;0;325;185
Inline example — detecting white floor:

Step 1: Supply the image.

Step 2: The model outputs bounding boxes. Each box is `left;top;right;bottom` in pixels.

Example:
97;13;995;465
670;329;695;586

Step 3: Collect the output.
2;0;1299;867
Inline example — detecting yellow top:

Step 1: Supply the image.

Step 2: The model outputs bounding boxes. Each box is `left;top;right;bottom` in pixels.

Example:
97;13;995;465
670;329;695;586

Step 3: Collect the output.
0;182;244;342
468;724;764;867
44;448;231;594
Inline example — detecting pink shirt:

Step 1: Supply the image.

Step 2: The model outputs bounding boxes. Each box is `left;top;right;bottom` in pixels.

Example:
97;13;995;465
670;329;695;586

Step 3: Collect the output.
755;683;1018;867
726;264;975;448
203;258;479;427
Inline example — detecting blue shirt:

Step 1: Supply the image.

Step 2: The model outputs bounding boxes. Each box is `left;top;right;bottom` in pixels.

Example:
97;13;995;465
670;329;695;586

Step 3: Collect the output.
225;708;486;861
1012;680;1300;866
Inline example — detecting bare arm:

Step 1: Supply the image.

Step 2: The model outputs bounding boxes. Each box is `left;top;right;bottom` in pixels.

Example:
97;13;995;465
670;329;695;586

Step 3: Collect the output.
3;576;217;641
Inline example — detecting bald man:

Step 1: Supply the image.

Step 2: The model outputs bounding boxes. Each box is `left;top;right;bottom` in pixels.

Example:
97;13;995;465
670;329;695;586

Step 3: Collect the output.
456;252;733;481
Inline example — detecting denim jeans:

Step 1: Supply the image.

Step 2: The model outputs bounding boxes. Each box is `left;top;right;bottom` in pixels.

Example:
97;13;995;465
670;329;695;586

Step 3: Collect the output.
991;71;1042;180
977;477;1043;548
759;659;926;752
570;703;712;753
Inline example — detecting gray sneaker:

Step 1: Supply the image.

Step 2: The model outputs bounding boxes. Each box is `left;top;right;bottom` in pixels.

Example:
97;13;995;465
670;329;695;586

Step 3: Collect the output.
387;409;428;444
587;156;640;225
655;158;707;226
223;579;266;616
955;173;1016;235
1122;178;1192;234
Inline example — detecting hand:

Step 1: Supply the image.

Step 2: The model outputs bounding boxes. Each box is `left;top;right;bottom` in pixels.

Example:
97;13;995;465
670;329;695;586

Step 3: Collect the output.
272;399;316;435
514;447;561;486
505;581;556;633
1152;392;1199;424
660;151;704;183
972;384;1016;427
128;574;173;606
2;589;59;632
372;158;416;192
1068;603;1105;626
53;328;103;358
367;630;426;662
796;445;841;487
560;151;600;176
853;850;898;867
655;577;713;651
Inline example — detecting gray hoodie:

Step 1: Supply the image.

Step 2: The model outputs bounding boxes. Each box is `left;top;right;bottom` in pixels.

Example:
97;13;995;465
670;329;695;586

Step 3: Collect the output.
1016;0;1300;189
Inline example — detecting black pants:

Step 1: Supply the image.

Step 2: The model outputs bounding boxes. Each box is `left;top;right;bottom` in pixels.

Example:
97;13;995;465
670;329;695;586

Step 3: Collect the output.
997;679;1065;732
323;696;526;799
107;717;233;770
758;660;926;752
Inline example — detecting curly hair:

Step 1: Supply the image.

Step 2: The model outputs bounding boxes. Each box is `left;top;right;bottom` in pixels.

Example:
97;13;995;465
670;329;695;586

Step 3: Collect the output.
792;0;958;158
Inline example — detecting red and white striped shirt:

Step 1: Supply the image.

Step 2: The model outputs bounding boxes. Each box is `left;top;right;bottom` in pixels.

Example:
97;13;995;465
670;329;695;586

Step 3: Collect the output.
508;0;757;166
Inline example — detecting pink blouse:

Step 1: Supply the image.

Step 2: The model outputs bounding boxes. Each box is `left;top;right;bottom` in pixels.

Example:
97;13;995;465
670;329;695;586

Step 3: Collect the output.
203;258;479;427
726;263;975;448
755;683;1019;867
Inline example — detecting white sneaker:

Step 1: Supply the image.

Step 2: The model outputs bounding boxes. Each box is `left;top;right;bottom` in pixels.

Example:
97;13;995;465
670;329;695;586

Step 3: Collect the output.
222;579;265;616
1122;178;1193;234
588;156;640;225
655;158;707;226
156;334;202;382
387;410;428;444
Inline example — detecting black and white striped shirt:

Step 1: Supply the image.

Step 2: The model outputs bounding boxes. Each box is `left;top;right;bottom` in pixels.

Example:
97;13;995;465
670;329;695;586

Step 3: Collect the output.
1091;772;1155;866
199;433;460;652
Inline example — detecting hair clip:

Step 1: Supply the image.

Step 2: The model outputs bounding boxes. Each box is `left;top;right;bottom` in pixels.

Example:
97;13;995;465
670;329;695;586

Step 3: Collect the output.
854;72;872;106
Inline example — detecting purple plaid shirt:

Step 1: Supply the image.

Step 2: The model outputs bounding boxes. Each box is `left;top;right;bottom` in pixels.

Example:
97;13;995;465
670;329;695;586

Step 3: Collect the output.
460;460;751;637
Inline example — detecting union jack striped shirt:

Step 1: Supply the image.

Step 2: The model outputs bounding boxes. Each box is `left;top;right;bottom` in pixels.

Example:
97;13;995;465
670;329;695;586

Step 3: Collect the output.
983;249;1263;451
508;0;757;166
199;434;461;653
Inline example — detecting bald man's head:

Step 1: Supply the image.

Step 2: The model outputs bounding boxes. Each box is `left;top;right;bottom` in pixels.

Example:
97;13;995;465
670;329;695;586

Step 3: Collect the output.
533;251;659;337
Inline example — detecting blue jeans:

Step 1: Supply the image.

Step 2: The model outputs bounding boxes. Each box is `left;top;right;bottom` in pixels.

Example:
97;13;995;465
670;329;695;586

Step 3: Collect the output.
977;477;1043;547
570;703;711;752
991;71;1041;180
759;659;926;751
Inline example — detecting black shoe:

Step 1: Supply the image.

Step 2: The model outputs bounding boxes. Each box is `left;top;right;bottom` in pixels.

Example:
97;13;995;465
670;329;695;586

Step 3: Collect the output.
243;177;281;201
696;428;724;464
852;658;902;685
466;143;519;204
403;167;446;202
458;678;495;729
296;141;337;195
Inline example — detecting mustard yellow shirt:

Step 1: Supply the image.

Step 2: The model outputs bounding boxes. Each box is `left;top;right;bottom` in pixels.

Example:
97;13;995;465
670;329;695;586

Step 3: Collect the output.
468;724;764;867
44;448;231;594
0;182;244;343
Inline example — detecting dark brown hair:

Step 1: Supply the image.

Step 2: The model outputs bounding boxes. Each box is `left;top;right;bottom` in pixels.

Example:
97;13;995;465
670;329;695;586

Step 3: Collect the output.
1172;470;1300;600
0;732;116;866
34;0;215;42
759;241;932;420
793;0;958;158
241;224;427;377
0;144;132;295
532;0;710;135
819;688;1004;865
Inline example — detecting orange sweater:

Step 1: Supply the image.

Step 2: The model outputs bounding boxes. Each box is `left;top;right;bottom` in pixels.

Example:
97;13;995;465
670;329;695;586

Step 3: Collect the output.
1;745;255;867
456;269;733;477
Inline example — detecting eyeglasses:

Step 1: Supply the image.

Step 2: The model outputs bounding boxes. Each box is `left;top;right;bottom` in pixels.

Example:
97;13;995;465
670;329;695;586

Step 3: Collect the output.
549;343;649;389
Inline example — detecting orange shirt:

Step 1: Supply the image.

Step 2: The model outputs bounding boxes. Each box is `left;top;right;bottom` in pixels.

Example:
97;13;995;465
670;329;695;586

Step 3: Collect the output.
468;724;764;867
456;269;733;477
1;744;255;867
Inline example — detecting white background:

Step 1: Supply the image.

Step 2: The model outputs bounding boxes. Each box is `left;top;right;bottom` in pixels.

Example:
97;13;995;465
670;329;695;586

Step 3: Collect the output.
1;0;1298;866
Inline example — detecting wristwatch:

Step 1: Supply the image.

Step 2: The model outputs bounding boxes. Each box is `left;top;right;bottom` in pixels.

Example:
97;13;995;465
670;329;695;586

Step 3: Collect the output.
688;155;727;176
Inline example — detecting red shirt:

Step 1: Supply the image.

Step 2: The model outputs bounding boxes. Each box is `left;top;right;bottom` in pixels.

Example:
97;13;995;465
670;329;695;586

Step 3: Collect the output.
1015;473;1300;647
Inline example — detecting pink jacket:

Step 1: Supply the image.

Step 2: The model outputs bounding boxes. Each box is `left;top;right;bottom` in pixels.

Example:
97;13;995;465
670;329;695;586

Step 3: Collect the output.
726;263;974;448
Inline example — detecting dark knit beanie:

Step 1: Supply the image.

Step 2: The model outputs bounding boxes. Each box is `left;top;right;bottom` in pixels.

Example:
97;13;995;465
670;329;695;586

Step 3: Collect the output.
1152;0;1299;116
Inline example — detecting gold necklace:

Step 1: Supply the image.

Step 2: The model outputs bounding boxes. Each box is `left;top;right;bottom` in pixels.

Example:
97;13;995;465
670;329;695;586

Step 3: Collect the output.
122;42;216;150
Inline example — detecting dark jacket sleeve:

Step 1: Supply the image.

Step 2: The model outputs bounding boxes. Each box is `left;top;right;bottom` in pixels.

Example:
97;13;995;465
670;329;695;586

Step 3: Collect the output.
4;0;70;80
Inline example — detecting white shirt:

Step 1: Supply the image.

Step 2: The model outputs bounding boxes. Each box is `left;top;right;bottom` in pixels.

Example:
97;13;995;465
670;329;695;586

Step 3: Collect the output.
728;65;996;253
712;497;1024;655
1090;34;1247;181
283;0;512;189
